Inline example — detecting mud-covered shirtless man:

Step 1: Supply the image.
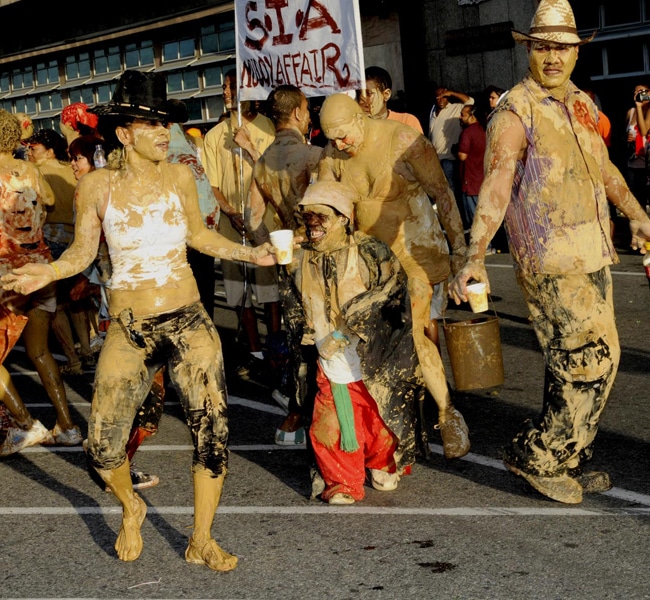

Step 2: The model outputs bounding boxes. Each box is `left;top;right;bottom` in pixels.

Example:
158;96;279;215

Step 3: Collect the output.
318;93;470;459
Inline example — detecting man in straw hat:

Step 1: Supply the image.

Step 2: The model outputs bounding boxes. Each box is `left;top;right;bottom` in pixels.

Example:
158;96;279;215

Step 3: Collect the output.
450;0;650;504
1;69;276;569
279;180;424;504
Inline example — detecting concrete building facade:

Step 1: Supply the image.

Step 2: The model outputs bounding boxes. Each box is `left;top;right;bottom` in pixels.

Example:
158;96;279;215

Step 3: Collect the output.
0;0;648;169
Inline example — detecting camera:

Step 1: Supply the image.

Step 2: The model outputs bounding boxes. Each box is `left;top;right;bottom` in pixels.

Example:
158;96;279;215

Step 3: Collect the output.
635;91;650;103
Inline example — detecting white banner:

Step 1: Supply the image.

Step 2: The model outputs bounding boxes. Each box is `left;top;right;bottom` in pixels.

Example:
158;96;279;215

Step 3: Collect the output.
235;0;365;101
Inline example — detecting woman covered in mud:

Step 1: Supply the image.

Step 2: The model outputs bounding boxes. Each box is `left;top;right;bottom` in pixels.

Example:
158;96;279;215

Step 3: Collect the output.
0;108;82;455
1;70;275;571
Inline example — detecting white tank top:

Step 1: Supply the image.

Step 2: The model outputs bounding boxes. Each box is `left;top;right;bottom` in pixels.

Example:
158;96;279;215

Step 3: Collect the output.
102;174;191;291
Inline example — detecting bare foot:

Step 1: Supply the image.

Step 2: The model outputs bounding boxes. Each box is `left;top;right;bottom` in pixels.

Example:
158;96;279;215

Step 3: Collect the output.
185;537;238;572
115;494;147;561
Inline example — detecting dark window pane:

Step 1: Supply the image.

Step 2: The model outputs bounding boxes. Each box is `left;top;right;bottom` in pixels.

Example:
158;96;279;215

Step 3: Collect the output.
167;72;182;92
180;39;195;59
573;0;601;30
183;69;199;90
604;0;641;26
140;43;154;66
219;29;235;51
204;66;221;87
185;97;202;121
163;41;178;62
607;37;644;74
206;95;225;120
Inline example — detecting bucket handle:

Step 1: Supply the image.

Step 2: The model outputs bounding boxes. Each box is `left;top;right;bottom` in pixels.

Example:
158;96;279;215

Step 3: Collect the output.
441;292;498;326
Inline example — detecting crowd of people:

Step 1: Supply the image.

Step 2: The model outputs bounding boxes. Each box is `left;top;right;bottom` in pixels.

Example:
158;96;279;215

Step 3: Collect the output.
1;0;650;573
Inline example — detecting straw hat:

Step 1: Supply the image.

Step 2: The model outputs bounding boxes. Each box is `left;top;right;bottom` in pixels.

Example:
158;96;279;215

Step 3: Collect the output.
299;181;357;220
512;0;595;46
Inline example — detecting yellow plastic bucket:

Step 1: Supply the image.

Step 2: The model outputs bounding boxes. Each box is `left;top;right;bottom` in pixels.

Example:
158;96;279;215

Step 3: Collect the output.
443;314;504;391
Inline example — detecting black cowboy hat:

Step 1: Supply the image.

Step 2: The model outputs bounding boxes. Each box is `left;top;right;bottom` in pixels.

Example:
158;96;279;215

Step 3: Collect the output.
91;70;188;123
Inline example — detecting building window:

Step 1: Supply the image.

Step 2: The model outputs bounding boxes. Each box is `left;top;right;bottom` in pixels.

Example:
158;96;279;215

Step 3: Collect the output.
206;95;225;120
124;40;154;69
37;91;63;113
34;116;58;131
0;72;9;94
603;0;641;27
11;67;34;92
185;98;203;121
1;100;11;112
94;47;122;75
162;38;196;63
167;69;200;93
68;86;95;105
607;38;646;75
200;20;236;55
35;60;59;87
65;52;91;81
96;82;116;104
15;96;36;115
204;64;234;89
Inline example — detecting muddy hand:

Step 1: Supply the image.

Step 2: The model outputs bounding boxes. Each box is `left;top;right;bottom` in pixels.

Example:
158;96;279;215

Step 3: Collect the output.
629;219;650;251
449;261;489;305
252;242;277;266
1;263;55;296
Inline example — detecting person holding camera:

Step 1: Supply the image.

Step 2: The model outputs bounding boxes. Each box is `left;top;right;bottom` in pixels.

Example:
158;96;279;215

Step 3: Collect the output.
626;83;650;210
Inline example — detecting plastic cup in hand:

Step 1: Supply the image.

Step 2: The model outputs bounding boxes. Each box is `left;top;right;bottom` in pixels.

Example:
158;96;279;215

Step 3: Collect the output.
269;229;294;265
466;282;488;313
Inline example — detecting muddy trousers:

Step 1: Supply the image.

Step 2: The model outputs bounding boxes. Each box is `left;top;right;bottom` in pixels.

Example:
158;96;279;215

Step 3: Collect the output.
87;302;229;475
311;367;398;501
505;268;620;477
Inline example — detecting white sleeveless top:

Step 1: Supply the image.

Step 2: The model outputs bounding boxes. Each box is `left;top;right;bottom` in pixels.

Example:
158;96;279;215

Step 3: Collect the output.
102;174;191;291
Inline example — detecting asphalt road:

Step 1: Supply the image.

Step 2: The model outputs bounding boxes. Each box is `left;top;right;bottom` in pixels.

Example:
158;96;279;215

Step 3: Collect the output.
1;249;649;600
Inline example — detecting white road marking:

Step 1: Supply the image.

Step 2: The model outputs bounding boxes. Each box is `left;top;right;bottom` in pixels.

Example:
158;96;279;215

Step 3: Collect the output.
8;379;650;512
15;441;650;509
0;505;648;517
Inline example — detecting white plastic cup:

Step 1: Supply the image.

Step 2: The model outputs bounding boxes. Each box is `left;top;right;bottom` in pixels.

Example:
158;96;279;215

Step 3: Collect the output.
466;282;488;313
269;229;294;265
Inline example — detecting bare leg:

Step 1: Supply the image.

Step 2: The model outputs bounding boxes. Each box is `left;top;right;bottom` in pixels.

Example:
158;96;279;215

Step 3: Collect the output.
240;306;262;353
409;278;470;459
0;365;33;429
424;319;441;352
96;460;147;561
185;466;238;572
409;278;452;412
69;306;92;357
50;306;81;369
263;301;282;336
23;308;76;431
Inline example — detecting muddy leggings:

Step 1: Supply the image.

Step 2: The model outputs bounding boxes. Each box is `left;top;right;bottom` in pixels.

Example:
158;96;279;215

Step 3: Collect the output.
87;302;229;475
505;267;620;477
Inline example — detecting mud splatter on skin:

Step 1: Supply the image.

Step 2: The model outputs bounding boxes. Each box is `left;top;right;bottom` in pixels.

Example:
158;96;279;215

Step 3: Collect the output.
319;94;466;416
0;131;78;432
450;27;650;489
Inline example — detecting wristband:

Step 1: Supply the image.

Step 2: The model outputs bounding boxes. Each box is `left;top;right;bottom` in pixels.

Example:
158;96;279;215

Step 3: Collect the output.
50;262;61;280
